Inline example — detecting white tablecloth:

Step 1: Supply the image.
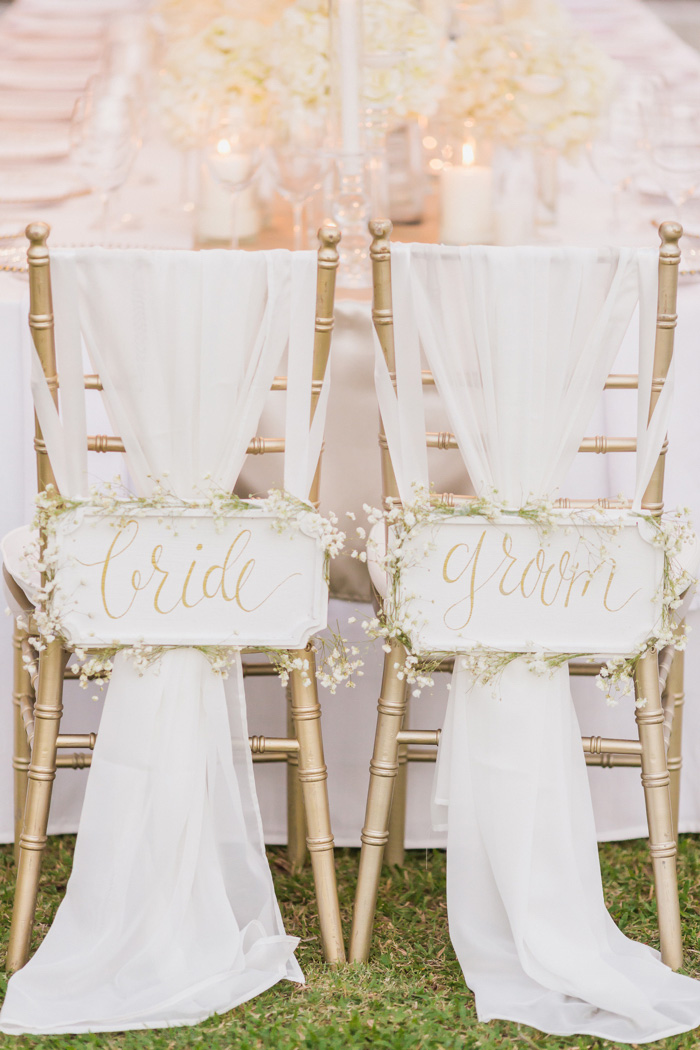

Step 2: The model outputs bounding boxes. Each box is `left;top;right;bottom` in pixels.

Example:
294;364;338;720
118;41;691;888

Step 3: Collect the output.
2;0;700;848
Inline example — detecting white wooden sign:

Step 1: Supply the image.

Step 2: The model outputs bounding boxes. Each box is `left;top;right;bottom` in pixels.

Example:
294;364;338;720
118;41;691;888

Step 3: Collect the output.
49;507;328;648
395;515;665;656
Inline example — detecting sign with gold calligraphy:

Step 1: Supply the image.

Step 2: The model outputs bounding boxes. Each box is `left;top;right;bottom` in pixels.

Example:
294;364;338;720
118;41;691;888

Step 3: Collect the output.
395;515;665;655
49;507;328;647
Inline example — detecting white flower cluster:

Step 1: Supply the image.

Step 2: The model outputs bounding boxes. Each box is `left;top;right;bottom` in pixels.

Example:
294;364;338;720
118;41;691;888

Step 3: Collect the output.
156;3;271;147
264;626;363;694
266;489;345;559
155;0;444;144
361;0;443;119
594;508;696;707
267;0;332;116
315;628;364;693
444;5;617;155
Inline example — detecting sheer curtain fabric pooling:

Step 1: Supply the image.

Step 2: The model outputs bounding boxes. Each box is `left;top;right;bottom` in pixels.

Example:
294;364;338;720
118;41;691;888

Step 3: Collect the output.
0;247;325;1034
377;243;700;1042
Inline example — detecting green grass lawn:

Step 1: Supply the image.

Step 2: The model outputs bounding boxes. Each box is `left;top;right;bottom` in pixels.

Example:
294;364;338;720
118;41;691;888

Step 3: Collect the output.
0;836;699;1049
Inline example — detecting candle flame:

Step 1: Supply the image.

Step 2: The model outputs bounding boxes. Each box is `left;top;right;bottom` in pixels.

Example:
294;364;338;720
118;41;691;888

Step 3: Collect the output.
462;143;475;166
217;138;232;156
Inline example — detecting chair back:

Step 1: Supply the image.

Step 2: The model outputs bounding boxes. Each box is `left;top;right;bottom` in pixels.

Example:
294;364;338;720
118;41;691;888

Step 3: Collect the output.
368;221;683;658
24;224;341;650
369;219;681;517
26;222;340;506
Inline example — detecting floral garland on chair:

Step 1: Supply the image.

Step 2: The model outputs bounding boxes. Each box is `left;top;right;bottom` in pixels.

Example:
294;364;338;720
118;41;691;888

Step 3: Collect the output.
358;486;695;705
16;478;362;698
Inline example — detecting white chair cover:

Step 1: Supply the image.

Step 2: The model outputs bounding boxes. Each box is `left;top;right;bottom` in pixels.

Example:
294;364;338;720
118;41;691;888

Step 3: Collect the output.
376;243;700;1042
0;247;325;1034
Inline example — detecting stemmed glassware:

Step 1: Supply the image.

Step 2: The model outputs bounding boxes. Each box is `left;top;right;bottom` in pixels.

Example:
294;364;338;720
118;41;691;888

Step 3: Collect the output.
70;77;142;236
588;85;651;231
649;93;700;218
270;111;329;251
204;107;264;249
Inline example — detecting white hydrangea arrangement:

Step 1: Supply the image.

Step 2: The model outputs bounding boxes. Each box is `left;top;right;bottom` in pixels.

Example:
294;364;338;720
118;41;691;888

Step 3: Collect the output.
155;0;444;146
156;7;271;147
361;485;696;705
360;0;443;120
17;479;360;696
443;5;617;155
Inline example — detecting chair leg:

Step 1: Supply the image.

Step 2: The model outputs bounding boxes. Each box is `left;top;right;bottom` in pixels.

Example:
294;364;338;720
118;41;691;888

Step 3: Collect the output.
7;640;66;973
286;684;308;872
12;626;32;865
635;649;683;970
384;696;408;868
666;644;685;844
350;641;408;963
289;645;345;964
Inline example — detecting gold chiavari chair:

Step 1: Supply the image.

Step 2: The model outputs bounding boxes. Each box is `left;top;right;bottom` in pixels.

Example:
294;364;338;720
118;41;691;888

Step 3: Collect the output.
5;221;346;973
350;218;687;969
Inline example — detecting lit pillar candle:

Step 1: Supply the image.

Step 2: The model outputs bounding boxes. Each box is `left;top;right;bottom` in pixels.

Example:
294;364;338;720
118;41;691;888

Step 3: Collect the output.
439;142;494;245
194;163;260;247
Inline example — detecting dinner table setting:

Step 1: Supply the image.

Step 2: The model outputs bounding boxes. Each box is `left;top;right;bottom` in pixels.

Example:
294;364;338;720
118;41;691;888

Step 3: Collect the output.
2;0;700;1042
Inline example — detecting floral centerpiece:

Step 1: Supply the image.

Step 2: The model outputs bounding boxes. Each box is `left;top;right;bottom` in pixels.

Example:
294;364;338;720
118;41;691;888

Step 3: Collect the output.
155;0;444;147
443;3;617;156
155;3;272;147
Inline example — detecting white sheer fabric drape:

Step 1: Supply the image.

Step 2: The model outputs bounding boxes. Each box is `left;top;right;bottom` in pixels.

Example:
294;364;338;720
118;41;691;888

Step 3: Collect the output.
378;243;700;1042
1;247;322;1034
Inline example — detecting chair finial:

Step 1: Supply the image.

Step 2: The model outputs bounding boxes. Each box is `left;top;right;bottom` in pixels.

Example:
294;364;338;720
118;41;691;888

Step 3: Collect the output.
659;220;682;262
319;223;341;248
318;224;340;270
369;219;392;241
25;222;50;248
369;219;392;263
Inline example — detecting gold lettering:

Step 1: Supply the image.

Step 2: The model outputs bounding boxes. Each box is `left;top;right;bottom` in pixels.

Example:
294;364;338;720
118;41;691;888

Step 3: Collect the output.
99;520;139;620
234;559;302;612
602;560;641;613
151;545;182;615
221;531;253;602
442;531;487;630
564;563;597;608
498;534;520;596
519;549;545;599
539;548;561;607
181;543;205;610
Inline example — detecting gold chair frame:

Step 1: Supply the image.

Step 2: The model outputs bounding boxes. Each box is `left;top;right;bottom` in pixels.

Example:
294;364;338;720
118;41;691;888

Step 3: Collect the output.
7;221;346;973
350;218;686;970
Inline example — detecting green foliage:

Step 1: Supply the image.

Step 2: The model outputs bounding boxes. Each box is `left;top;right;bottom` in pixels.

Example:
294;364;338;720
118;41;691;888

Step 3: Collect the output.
0;838;699;1049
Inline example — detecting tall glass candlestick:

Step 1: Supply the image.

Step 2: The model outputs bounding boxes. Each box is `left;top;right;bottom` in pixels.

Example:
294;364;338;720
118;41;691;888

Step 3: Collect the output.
328;0;371;288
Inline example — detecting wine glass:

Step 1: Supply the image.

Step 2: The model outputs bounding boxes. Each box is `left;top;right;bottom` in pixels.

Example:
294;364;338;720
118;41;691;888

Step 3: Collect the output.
589;89;649;231
270;113;329;251
204;107;264;250
70;82;141;237
650;93;700;217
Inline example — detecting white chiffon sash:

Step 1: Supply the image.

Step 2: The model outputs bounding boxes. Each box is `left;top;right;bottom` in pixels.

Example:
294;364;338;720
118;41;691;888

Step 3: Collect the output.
1;652;303;1035
435;662;700;1042
381;243;700;1042
1;248;320;1034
